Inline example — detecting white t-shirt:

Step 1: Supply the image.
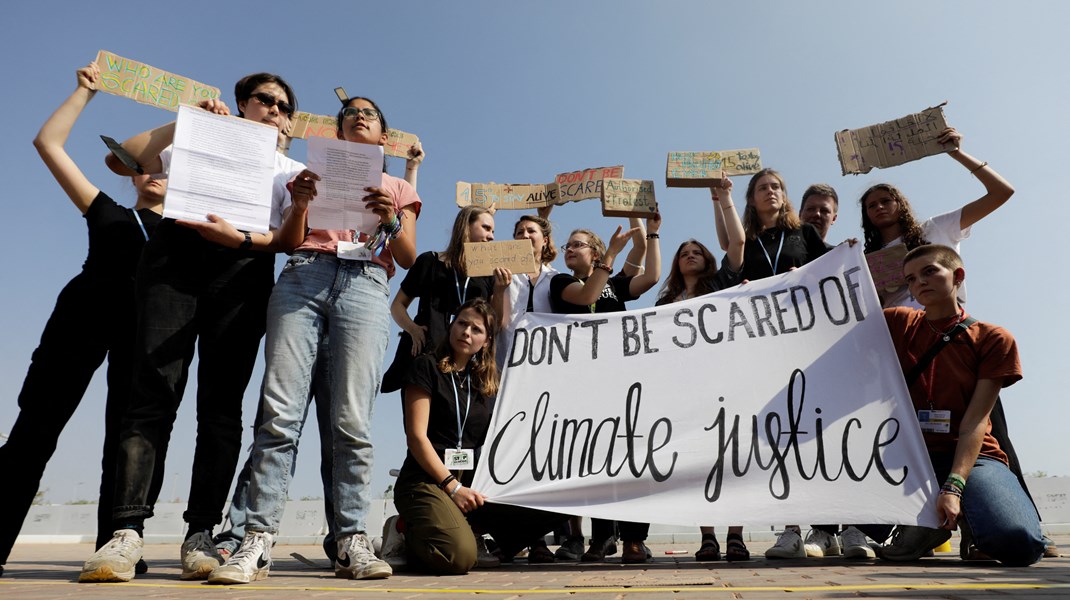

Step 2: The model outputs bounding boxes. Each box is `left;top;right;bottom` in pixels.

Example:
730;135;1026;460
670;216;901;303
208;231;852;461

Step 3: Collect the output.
496;263;561;369
158;145;305;230
880;207;970;308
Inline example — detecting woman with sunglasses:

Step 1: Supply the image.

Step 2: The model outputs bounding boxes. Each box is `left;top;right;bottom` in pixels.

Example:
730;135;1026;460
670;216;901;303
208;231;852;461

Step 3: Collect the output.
81;73;311;583
547;214;662;564
201;95;420;584
0;62;165;579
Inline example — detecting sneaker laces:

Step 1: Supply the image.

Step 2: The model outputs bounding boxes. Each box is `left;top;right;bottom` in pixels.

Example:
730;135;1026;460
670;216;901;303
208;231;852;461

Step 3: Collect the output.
229;533;267;564
344;535;378;562
111;531;140;555
774;530;800;547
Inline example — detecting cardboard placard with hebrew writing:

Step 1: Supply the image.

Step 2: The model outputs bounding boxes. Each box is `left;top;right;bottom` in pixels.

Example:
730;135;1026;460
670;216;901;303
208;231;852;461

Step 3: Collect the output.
464;240;538;277
554;165;625;204
665;149;762;187
95;50;220;111
836;105;951;175
456;182;558;210
286;112;420;158
601;178;658;217
865;244;910;303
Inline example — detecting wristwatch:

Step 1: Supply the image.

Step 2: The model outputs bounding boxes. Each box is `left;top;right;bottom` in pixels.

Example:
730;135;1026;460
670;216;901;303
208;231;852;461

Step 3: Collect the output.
239;231;253;250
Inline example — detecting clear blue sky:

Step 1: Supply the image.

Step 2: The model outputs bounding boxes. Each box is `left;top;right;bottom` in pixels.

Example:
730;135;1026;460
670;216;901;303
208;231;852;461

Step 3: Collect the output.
2;1;1067;508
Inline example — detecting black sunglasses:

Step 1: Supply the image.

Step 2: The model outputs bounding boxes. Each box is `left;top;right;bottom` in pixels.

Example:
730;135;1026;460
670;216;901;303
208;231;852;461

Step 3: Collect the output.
250;92;294;116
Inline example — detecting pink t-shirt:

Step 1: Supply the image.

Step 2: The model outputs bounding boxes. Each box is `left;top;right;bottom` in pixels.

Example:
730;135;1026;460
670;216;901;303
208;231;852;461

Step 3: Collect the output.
296;172;422;279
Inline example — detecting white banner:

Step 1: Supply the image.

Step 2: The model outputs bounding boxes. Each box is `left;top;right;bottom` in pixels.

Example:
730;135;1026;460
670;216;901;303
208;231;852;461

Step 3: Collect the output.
472;245;941;528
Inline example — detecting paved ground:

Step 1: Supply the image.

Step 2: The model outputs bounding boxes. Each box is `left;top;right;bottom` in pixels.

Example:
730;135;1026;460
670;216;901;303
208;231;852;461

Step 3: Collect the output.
2;536;1069;599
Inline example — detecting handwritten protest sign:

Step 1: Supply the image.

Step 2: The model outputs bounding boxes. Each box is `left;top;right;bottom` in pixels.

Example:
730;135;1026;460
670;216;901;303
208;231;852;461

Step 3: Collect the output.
865;244;910;305
456;182;558;210
601;178;658;217
464;240;538;277
665;149;762;187
95;50;220;111
286;112;420;159
836;104;951;175
473;246;940;527
554;165;625;203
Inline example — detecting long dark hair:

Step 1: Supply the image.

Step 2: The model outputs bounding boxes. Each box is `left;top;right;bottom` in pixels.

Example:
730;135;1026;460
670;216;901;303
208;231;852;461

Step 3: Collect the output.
658;240;719;302
859;183;927;253
435;299;500;397
234;73;297;117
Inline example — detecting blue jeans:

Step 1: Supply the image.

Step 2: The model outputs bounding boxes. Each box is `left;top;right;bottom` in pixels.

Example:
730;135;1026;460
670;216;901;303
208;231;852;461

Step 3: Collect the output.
215;338;336;558
942;455;1045;566
245;251;390;536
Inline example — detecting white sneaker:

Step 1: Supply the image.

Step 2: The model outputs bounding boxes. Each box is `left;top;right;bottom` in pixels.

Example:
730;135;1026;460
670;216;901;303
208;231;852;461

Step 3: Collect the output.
840;526;877;559
207;531;273;584
80;529;143;583
379;515;408;569
804;529;842;557
474;535;501;568
180;530;224;580
336;533;392;580
765;529;806;559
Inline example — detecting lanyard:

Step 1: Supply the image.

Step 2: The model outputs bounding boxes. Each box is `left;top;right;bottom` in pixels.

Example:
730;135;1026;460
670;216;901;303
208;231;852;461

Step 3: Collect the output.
454;272;471;307
450;371;472;449
525;278;535;313
133;210;149;241
759;230;785;274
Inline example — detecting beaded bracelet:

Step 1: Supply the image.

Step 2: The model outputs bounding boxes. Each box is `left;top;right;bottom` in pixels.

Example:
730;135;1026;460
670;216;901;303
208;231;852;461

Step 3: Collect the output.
939;484;963;498
592;261;612;274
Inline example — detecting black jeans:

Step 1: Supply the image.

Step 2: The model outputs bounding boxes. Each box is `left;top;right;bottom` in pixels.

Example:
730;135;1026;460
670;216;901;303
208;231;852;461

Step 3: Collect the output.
112;225;273;529
0;273;166;563
592;518;649;544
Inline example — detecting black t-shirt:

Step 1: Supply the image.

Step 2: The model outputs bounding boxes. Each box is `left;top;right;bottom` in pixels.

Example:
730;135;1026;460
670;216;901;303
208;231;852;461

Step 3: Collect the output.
81;191;161;280
549;271;638;314
739;223;828;281
382;251;495;393
399;354;496;484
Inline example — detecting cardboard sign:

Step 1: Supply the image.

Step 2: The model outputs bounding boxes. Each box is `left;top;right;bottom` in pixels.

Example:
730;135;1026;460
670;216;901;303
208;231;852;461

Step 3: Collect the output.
836;104;951;175
865;244;910;304
601;178;658;217
665;149;762;187
464;240;538;277
94;50;220;111
554;165;625;203
456;182;558;210
286;112;420;159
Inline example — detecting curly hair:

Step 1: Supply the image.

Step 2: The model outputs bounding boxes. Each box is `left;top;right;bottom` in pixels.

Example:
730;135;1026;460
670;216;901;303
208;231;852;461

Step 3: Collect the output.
742;169;800;240
435;299;500;397
859;183;927;254
657;240;720;303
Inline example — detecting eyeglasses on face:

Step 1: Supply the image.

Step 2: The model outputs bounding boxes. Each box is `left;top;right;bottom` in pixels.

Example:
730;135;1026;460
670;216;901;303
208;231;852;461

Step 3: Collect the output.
561;241;593;251
250;92;294;116
341;106;381;122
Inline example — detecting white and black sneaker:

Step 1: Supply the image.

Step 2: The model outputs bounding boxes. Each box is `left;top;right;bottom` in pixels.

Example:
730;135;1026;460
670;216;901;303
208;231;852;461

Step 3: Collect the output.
80;529;144;583
207;531;273;584
336;533;392;580
379;515;408;569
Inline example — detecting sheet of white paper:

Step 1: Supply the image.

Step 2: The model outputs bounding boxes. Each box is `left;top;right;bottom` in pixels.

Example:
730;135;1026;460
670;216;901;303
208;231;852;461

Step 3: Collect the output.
163;106;278;233
306;137;384;233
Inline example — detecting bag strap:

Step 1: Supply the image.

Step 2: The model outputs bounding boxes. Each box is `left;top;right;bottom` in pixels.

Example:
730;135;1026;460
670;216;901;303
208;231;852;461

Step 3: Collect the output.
904;316;978;388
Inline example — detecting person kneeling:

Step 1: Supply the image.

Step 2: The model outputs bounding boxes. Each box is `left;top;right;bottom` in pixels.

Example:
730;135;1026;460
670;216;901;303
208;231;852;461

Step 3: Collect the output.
393;298;565;574
879;245;1044;567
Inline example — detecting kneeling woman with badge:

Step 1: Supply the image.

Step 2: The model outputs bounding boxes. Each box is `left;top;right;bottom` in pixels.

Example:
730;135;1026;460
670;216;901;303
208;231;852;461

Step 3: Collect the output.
394;299;566;575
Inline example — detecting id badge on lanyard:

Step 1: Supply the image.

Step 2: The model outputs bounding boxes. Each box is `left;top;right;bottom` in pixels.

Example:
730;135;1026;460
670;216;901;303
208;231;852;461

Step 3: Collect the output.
917;409;951;434
450;371;474;469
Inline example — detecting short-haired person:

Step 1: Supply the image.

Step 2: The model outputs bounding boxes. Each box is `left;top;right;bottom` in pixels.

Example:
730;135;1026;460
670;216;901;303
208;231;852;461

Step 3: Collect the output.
798;184;838;242
392;299;566;574
878;245;1044;566
81;73;311;583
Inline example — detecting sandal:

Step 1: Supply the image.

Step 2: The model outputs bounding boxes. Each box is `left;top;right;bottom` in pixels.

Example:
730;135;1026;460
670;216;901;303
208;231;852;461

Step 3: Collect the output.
724;534;750;562
695;536;721;562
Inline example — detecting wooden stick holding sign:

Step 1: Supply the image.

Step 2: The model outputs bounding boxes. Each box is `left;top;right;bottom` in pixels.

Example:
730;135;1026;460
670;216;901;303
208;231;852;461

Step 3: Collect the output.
601;178;658;217
94;50;220;111
836;103;952;175
463;240;538;277
665;149;762;187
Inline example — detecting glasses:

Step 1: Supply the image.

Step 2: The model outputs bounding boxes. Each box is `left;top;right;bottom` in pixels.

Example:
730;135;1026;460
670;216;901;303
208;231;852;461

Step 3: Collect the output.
561;241;593;251
341;106;381;122
250;92;294;116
